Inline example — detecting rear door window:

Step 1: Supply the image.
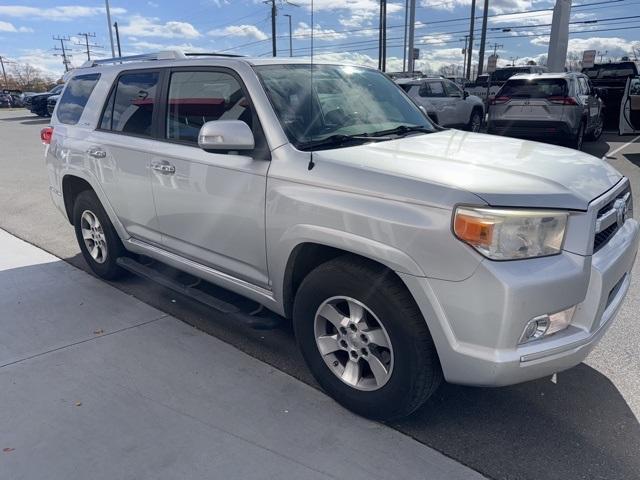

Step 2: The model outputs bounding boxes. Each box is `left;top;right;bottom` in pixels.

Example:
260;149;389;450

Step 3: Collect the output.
56;73;100;125
419;81;445;97
100;71;159;137
166;70;252;144
500;79;568;98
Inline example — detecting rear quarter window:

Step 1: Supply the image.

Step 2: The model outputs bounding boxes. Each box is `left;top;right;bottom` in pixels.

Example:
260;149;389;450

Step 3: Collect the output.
56;73;100;125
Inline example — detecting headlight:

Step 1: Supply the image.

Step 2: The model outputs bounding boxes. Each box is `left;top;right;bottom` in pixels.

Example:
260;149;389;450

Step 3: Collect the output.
453;207;568;260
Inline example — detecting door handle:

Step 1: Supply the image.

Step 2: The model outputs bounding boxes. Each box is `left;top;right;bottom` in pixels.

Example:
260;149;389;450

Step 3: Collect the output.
151;161;176;175
87;148;106;159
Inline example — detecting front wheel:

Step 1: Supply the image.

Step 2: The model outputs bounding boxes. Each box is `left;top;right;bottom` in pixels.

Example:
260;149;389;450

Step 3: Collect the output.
467;109;483;132
293;256;442;420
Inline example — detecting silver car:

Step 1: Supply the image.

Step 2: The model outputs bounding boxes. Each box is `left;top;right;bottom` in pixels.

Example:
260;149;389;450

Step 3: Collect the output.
397;77;485;131
487;72;603;150
44;52;638;420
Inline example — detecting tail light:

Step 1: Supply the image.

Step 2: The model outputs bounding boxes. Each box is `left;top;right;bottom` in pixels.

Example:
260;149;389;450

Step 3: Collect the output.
40;126;53;145
489;96;510;105
548;96;578;105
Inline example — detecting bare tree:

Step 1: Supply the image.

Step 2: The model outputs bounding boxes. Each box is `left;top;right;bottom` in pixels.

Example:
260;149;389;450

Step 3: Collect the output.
10;63;53;91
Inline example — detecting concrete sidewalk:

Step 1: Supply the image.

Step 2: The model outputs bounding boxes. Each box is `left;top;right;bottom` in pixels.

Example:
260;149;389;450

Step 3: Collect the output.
0;229;484;480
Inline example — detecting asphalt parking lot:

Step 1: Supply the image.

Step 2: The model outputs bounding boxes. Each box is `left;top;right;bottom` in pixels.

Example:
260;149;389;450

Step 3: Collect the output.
1;108;639;479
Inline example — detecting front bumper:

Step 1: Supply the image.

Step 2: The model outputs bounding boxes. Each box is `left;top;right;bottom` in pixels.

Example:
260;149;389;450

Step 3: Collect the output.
400;214;639;387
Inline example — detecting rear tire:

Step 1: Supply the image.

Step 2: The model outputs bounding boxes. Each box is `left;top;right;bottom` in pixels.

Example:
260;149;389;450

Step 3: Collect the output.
467;109;483;132
293;256;442;420
72;190;127;280
586;117;603;141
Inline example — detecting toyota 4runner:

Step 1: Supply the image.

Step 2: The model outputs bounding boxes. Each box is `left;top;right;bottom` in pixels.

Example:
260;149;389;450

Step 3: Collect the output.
43;51;639;420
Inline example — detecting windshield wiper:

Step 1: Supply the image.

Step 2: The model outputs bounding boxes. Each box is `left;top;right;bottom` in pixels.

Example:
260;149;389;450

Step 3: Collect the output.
297;133;388;151
368;125;433;137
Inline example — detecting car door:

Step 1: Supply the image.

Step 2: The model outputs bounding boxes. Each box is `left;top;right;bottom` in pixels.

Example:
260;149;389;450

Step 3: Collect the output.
421;80;455;126
619;76;640;134
443;79;470;126
577;76;597;131
149;67;270;288
86;69;162;244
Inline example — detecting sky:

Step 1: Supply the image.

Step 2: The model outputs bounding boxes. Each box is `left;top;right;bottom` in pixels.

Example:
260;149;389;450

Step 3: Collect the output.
0;0;639;79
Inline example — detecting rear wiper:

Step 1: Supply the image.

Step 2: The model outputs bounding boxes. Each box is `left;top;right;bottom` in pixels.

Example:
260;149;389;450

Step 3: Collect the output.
368;125;433;137
297;133;388;151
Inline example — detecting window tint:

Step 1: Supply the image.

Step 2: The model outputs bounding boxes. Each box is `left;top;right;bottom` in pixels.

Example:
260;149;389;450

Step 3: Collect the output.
419;81;445;97
443;80;462;97
56;73;100;125
500;79;568;98
101;71;159;136
166;71;251;144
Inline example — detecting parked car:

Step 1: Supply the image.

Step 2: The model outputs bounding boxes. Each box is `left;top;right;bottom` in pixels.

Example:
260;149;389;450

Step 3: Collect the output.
487;72;603;150
467;65;549;99
44;52;638;420
30;84;64;116
0;93;13;108
47;94;60;116
396;77;485;131
583;61;640;128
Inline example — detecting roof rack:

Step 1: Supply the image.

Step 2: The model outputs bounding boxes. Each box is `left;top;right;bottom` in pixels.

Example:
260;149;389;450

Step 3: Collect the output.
79;50;245;68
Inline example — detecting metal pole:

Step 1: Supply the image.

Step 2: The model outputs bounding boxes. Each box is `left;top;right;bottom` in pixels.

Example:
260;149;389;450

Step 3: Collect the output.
284;14;292;57
381;0;387;72
105;0;116;58
378;0;383;70
114;22;122;58
84;34;91;61
402;0;409;71
0;57;7;87
60;38;69;72
466;0;476;79
462;35;469;77
407;0;416;72
477;0;489;75
271;0;277;57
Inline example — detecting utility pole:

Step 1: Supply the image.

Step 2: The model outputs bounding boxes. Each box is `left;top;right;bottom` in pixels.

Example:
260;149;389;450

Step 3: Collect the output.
76;32;101;61
105;0;116;57
378;0;387;71
461;36;469;77
407;0;416;72
53;35;72;72
466;0;476;79
114;22;122;58
0;56;8;87
402;0;409;71
477;0;489;75
284;14;293;57
269;0;277;57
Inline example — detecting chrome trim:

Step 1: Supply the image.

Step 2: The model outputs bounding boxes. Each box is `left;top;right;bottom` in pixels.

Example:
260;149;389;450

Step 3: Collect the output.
595;207;617;233
125;238;275;302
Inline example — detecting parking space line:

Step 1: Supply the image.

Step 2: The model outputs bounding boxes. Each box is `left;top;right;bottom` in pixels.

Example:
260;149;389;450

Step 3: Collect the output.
604;134;640;159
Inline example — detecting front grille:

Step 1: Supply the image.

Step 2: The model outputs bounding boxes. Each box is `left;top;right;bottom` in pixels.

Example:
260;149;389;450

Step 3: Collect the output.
593;185;631;253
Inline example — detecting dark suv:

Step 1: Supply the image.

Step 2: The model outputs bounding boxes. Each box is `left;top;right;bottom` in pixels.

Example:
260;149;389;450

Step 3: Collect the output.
29;84;64;117
583;61;640;127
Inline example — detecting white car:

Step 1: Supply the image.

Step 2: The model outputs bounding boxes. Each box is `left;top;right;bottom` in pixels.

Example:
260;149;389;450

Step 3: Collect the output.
397;77;485;131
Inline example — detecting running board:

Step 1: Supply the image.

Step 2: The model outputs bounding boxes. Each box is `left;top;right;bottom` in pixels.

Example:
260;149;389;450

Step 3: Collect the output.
116;256;281;330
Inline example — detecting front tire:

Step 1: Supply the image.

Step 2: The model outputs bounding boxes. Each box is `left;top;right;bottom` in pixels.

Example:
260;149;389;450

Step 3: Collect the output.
72;190;127;280
293;256;442;420
467;109;483;132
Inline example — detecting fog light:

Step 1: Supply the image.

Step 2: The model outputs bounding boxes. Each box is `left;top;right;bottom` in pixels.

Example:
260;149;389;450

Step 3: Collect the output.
519;306;576;344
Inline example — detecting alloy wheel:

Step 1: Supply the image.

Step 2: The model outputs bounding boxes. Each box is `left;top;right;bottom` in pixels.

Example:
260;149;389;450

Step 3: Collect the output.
314;296;394;391
80;210;108;264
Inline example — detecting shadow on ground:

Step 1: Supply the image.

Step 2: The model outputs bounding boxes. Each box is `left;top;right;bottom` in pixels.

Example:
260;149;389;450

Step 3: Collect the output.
60;251;640;480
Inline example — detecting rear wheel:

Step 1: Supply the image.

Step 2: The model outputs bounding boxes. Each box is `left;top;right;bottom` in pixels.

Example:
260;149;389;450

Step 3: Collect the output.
587;117;603;141
72;190;127;280
467;109;483;132
293;256;442;420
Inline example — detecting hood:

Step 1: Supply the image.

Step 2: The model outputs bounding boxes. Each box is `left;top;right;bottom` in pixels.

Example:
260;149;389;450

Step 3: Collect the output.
314;130;622;210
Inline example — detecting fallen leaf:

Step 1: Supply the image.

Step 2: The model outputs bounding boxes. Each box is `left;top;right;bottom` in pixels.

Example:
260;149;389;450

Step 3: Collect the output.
93;329;104;335
75;401;82;407
3;448;15;453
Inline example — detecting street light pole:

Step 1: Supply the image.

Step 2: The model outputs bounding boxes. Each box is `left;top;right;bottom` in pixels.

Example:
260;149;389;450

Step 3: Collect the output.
477;0;489;75
105;0;116;58
407;0;416;72
466;0;476;79
284;14;293;57
114;22;122;58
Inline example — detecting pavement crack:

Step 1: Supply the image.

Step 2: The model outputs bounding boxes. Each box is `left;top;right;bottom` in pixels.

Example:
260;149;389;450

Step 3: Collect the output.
0;313;168;370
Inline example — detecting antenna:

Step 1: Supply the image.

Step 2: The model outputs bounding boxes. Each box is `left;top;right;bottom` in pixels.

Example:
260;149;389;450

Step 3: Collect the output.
307;0;315;170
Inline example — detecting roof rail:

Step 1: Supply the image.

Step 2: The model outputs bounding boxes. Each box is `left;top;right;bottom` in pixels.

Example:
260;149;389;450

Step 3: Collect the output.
80;50;186;68
183;52;245;58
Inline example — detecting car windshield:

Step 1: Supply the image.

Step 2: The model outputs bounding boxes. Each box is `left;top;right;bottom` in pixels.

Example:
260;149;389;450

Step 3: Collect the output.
500;78;568;98
254;64;434;150
583;63;638;78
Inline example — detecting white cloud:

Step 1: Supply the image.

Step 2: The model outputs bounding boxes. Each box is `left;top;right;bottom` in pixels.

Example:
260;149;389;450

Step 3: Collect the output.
294;22;348;41
420;33;454;45
297;0;402;15
126;41;207;53
0;21;32;33
147;1;159;6
119;15;201;39
0;5;127;21
531;35;638;60
207;24;268;41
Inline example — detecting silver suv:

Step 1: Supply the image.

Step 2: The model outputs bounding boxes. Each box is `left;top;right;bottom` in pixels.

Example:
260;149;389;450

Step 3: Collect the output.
396;77;485;131
487;72;603;149
44;51;639;420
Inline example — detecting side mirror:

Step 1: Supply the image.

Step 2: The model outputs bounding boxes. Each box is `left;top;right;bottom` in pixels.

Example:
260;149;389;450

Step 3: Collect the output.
463;90;470;99
198;120;254;151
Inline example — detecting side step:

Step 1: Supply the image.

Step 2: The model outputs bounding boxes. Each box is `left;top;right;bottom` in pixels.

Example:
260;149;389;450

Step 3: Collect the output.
116;256;281;330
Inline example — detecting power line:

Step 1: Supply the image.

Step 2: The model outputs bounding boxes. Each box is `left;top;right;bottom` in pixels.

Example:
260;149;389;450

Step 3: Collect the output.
76;32;102;61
